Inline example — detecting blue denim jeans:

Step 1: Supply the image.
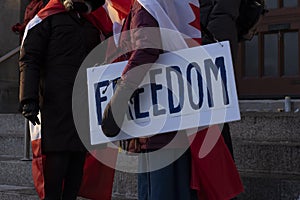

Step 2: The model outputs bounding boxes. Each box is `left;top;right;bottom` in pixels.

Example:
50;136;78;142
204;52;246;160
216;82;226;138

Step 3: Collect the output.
138;149;198;200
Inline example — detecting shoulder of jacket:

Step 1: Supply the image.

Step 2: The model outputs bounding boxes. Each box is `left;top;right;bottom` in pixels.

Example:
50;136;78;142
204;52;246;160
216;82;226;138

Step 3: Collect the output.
131;0;145;13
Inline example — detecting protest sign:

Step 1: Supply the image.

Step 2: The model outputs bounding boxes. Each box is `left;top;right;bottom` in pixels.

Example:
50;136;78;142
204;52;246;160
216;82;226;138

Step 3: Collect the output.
87;41;240;145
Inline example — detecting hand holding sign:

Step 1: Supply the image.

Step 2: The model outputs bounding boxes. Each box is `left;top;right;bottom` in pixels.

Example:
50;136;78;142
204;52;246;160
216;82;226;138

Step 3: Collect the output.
102;78;137;137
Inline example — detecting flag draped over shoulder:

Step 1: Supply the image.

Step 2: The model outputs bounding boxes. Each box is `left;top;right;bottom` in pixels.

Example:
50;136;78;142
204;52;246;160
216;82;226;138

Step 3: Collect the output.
22;0;65;46
105;0;201;50
137;0;201;50
24;1;115;199
104;0;132;45
22;0;113;44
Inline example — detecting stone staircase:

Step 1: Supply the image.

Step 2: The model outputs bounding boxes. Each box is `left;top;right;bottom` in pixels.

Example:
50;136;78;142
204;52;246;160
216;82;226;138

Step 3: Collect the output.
0;111;299;200
231;112;300;200
0;114;137;200
0;114;38;200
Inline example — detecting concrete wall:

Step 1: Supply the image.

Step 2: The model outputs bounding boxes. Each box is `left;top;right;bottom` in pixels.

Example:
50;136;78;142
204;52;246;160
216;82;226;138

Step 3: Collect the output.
0;0;26;113
0;0;23;81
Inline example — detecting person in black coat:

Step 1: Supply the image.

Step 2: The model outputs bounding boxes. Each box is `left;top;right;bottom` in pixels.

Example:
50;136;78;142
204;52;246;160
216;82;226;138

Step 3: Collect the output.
19;0;105;199
199;0;241;158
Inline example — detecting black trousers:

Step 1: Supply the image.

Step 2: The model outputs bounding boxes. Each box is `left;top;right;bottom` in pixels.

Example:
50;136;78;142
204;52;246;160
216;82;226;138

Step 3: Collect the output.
222;123;238;200
43;151;86;200
221;123;234;159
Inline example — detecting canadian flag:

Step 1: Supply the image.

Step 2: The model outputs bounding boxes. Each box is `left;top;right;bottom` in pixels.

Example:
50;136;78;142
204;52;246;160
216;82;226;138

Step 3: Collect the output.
105;0;201;49
137;0;201;50
24;1;116;199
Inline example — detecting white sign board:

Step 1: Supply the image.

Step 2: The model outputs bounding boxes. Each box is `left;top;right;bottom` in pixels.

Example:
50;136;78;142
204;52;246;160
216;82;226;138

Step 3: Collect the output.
87;41;240;145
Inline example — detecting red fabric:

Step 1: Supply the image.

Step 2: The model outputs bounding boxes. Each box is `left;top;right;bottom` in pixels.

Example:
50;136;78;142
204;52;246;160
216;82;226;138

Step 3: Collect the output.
84;7;113;37
25;0;44;22
32;139;117;199
31;139;46;199
38;0;113;35
84;0;133;37
37;0;65;20
109;0;132;20
190;125;244;200
79;150;117;200
15;0;44;32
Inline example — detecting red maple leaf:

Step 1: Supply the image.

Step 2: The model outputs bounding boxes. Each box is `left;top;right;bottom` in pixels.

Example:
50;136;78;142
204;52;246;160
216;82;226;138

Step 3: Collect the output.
188;3;201;31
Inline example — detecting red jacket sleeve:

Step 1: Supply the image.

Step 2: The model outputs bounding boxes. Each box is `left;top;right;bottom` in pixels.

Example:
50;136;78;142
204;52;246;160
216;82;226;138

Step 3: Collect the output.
120;2;162;86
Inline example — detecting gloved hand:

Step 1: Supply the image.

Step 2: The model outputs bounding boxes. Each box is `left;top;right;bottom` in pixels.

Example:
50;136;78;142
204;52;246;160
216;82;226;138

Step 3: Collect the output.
21;100;40;126
101;78;137;137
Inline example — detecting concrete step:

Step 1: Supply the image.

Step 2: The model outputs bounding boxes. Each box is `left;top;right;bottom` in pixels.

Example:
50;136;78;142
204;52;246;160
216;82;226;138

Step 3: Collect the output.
0;185;136;200
0;114;24;135
113;171;137;200
231;112;300;143
0;157;33;187
0;133;25;157
239;172;300;200
1;172;299;200
233;140;300;174
0;155;138;199
0;185;38;200
0;112;299;199
238;99;300;113
0;81;19;113
3;137;298;184
0;114;27;157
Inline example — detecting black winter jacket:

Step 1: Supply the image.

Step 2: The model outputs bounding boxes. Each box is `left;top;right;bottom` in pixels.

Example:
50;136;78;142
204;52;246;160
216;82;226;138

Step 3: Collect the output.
19;11;100;152
200;0;241;61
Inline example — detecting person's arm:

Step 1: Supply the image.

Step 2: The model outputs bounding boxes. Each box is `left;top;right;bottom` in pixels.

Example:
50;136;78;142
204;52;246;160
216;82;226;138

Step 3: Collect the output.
101;4;162;137
19;19;50;124
121;6;161;85
203;0;241;60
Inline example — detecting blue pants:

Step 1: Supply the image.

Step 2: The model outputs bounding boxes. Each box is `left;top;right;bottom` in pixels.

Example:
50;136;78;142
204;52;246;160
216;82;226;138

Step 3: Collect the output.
138;149;198;200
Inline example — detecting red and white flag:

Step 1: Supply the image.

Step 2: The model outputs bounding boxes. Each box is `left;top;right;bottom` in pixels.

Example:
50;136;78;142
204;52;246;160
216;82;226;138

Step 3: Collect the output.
24;1;116;199
22;0;113;45
137;0;201;50
104;0;201;49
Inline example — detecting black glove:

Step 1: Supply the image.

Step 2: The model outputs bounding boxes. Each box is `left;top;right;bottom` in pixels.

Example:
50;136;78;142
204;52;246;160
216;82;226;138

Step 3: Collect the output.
101;79;137;137
21;100;40;126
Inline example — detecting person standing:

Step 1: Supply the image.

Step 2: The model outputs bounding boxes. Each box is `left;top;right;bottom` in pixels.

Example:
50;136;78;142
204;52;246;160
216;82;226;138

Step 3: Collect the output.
199;0;241;158
19;0;106;199
101;1;197;199
101;0;244;199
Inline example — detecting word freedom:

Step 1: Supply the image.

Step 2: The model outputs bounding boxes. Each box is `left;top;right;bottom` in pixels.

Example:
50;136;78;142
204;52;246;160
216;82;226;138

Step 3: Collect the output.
94;57;229;125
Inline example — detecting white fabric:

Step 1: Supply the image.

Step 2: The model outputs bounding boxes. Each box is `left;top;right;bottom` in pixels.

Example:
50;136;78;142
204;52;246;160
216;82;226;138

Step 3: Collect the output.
104;1;125;45
21;15;42;46
137;0;201;50
29;112;42;141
